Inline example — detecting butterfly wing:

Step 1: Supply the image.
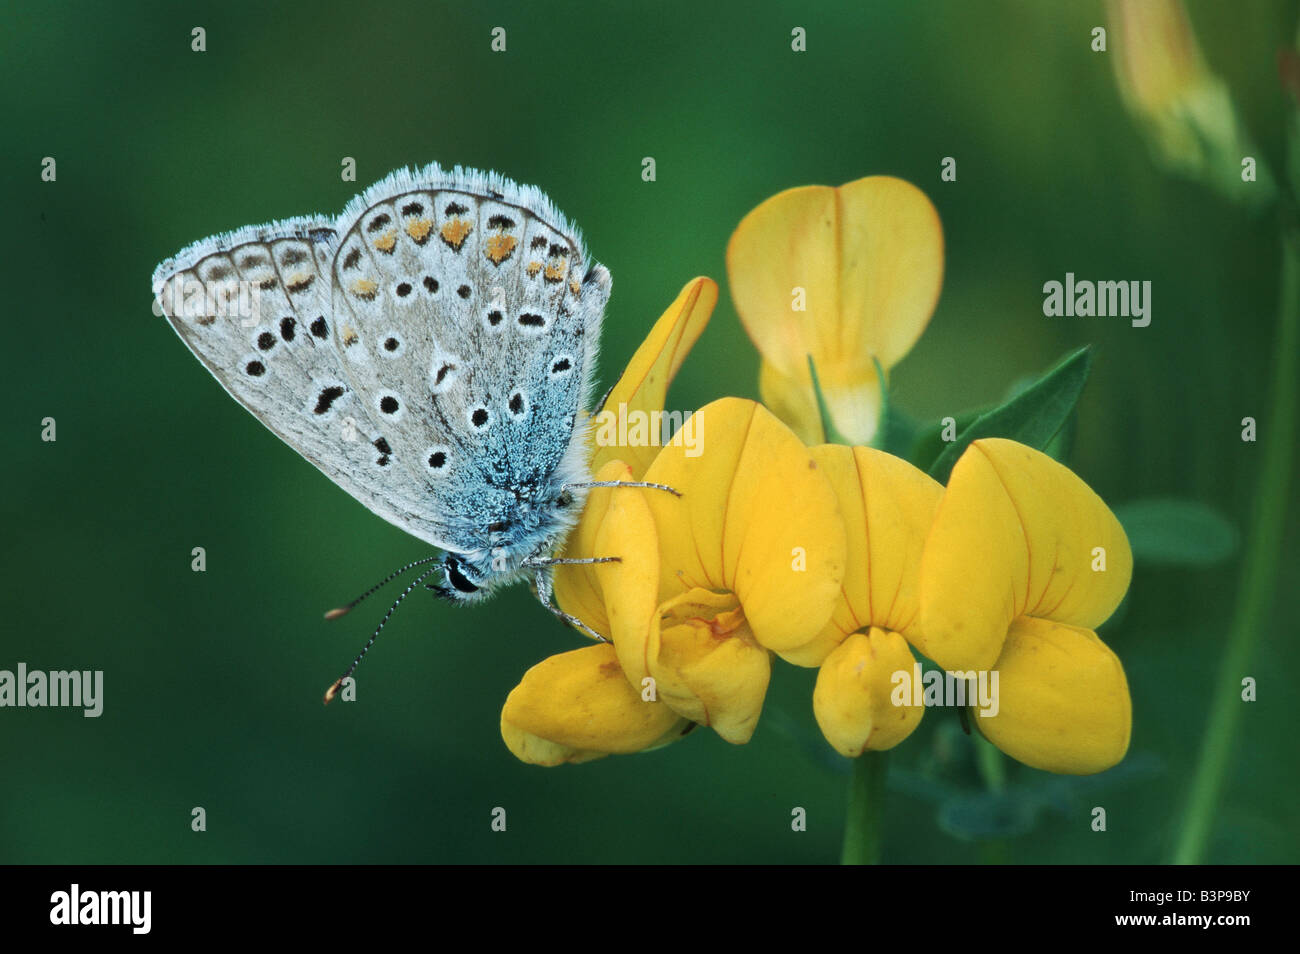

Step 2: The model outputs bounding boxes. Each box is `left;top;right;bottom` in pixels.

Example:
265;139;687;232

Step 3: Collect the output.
154;164;609;555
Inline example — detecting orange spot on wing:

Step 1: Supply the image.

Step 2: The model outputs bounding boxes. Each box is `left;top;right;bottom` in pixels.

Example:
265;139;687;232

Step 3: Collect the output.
372;230;397;253
484;233;517;265
440;217;473;250
526;261;543;277
349;278;377;299
406;218;433;242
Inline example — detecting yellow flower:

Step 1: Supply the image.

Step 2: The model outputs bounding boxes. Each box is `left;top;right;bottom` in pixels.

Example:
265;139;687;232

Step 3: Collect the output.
500;309;849;760
726;176;943;445
499;183;1135;780
504;278;850;759
915;438;1134;774
786;444;944;756
548;397;848;750
609;397;847;743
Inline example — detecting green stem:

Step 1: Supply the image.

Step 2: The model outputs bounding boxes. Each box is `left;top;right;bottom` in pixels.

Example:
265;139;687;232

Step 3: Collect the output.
1171;230;1300;863
973;727;1009;864
974;729;1006;793
841;751;889;864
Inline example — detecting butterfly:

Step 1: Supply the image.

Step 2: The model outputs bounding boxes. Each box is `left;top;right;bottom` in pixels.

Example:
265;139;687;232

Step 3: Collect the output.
152;163;670;699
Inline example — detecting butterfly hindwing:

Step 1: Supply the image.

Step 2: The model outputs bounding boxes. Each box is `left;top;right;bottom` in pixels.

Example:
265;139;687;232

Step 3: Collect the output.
152;218;462;549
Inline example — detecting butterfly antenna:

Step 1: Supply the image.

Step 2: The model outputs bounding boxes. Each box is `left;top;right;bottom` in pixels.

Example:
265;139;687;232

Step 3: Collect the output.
323;564;439;704
323;555;442;620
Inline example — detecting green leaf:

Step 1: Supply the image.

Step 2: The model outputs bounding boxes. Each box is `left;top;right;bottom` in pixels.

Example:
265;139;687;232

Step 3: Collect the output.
927;346;1094;484
1001;374;1079;462
908;408;984;470
1043;404;1079;462
1114;498;1240;567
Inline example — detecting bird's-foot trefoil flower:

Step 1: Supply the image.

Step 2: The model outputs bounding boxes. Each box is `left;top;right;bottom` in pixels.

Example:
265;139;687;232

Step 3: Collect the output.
783;444;943;756
726;175;944;445
500;178;1136;787
914;438;1134;774
500;286;851;760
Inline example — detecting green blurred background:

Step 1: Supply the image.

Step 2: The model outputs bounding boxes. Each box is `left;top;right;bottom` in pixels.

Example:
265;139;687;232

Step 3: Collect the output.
2;0;1296;863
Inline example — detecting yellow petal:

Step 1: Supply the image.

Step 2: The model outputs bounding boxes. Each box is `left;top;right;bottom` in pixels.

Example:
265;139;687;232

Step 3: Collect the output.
642;397;847;652
788;445;942;668
813;628;925;756
975;616;1131;775
639;589;771;744
915;438;1133;671
758;359;825;446
728;177;942;441
552;458;640;637
759;358;885;447
591;277;717;478
596;475;663;687
501;643;687;766
776;626;844;669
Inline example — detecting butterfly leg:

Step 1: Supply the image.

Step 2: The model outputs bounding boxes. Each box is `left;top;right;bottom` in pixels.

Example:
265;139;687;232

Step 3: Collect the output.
532;567;611;643
525;555;621;567
564;480;682;497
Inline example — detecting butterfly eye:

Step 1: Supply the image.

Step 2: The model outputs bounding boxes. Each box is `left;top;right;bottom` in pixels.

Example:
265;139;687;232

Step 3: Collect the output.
488;520;510;533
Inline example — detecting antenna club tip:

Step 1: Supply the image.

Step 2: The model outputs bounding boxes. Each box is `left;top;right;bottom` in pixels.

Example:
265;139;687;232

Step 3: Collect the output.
324;606;350;621
323;679;343;705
